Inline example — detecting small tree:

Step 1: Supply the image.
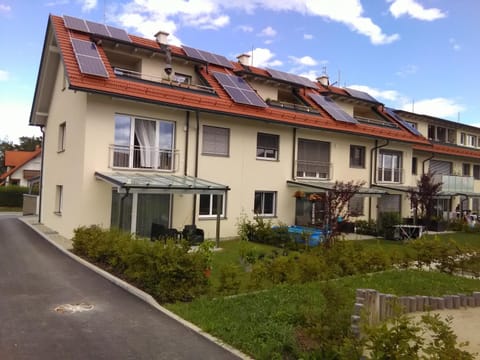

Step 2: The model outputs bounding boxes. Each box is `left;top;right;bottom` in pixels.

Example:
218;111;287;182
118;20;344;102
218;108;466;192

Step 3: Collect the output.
407;173;442;226
318;180;365;247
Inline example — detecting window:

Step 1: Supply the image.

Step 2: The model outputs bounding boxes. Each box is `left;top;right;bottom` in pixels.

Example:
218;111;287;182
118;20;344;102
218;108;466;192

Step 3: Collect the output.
55;185;63;214
377;150;402;183
202;125;229;156
297;139;330;179
113;114;175;170
474;165;480;180
199;194;225;217
256;133;279;160
58;122;66;152
463;163;471;176
349;145;365;168
174;72;192;85
473;198;480;213
412;157;418;175
254;191;276;216
348;196;364;216
460;133;477;147
428;125;455;144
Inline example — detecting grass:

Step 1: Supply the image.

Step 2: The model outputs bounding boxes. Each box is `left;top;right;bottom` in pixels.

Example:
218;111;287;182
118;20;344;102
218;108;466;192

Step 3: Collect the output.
0;206;22;212
167;270;480;359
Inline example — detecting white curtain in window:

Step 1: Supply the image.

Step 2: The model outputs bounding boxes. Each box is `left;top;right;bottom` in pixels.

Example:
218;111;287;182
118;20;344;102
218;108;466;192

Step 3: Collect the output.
135;119;156;167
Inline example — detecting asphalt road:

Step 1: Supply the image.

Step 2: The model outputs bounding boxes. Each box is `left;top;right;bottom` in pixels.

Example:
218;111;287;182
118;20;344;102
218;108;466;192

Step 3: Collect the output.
0;215;241;360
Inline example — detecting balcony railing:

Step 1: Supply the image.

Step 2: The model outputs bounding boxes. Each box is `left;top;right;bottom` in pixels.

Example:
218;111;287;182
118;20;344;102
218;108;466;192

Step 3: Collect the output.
109;145;178;171
433;174;473;193
296;160;332;180
377;167;403;183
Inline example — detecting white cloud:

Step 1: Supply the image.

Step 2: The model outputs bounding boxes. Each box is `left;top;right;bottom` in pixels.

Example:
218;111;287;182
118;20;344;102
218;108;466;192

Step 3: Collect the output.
79;0;97;12
113;0;398;45
348;84;401;102
396;64;418;77
388;0;446;21
238;25;254;32
247;48;282;67
0;100;41;144
0;4;11;13
259;26;276;37
402;98;464;118
289;55;318;66
303;33;313;40
298;69;321;81
449;38;461;51
0;70;9;81
45;0;69;6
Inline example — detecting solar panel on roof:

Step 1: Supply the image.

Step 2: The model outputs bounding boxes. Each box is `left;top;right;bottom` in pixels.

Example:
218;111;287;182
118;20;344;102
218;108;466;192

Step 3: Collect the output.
385;108;422;136
64;15;89;33
212;72;266;108
266;68;317;88
64;15;132;43
71;38;109;78
344;88;378;103
182;46;233;69
309;93;358;124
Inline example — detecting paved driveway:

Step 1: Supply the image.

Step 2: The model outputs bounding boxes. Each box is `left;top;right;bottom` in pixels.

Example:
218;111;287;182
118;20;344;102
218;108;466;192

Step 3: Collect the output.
0;215;241;360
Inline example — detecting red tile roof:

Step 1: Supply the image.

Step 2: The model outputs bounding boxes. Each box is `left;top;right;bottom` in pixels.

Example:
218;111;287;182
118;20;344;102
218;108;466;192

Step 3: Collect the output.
414;143;480;160
51;15;430;146
1;148;41;182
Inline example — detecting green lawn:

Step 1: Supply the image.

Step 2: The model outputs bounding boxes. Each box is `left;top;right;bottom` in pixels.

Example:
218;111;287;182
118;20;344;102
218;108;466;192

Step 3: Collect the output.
167;270;480;359
0;206;22;212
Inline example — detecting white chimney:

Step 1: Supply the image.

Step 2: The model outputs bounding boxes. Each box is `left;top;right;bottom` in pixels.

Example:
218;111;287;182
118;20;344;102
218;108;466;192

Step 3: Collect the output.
154;31;169;45
237;53;251;66
317;74;329;86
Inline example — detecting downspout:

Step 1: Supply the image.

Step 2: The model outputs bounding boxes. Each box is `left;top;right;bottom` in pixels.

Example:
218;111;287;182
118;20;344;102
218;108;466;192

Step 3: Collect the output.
368;139;389;222
38;126;46;223
292;128;297;180
192;110;200;225
422;153;435;175
184;111;190;176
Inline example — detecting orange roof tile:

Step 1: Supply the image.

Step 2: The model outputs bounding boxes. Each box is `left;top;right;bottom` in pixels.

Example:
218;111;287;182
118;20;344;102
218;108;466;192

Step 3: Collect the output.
52;15;430;146
1;148;41;181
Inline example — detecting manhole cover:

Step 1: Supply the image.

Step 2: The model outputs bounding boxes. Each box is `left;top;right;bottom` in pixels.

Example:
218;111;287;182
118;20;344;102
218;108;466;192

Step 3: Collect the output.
54;303;94;314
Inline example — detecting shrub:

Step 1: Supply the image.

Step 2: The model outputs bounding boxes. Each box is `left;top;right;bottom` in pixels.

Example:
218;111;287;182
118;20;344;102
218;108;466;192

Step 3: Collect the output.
216;264;242;295
72;226;210;303
354;220;378;236
0;185;29;207
378;212;401;240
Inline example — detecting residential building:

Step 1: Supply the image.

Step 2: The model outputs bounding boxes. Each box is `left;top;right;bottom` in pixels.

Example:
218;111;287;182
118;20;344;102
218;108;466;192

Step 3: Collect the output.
29;15;478;240
0;148;42;187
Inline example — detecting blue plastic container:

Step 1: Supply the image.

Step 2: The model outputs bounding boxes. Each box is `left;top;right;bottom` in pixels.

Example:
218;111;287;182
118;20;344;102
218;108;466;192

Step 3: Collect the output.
288;225;324;247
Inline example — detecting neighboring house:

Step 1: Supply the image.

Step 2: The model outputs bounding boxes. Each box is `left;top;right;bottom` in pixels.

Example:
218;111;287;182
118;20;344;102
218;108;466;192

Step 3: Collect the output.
0;148;42;187
28;14;479;240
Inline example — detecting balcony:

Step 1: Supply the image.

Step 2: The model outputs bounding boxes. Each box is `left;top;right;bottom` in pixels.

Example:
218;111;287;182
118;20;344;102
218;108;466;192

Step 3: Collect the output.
109;145;178;171
296;160;332;180
377;167;403;183
433;174;473;193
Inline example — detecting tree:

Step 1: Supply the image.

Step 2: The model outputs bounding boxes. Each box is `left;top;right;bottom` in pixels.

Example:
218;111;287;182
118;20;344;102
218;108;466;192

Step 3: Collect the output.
316;179;366;247
407;172;442;225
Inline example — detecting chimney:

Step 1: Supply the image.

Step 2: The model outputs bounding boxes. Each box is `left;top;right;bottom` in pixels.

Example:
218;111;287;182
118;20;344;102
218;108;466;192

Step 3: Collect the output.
317;74;329;86
237;53;251;66
154;30;169;45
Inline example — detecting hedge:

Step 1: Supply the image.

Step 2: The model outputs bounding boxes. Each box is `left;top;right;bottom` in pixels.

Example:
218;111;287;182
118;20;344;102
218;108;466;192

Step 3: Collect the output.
0;185;29;207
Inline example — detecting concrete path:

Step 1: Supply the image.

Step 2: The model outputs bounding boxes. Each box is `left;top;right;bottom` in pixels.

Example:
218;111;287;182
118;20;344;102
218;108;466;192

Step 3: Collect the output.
0;214;242;360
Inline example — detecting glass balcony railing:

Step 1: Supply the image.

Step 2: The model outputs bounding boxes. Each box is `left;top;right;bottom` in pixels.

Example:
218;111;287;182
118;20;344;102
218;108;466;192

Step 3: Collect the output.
433;174;473;193
109;145;178;171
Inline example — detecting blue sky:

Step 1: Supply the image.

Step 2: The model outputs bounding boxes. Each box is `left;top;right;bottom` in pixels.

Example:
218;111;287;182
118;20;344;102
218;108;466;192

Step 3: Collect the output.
1;0;479;143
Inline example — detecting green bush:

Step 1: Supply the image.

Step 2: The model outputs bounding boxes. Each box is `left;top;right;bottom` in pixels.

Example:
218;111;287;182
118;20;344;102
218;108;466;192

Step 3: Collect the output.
216;264;242;295
237;214;297;248
354;220;378;236
378;212;401;240
0;185;29;207
72;226;210;303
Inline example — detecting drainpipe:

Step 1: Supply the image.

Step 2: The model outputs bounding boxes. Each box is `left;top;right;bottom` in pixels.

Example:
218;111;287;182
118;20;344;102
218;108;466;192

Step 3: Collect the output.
184;111;190;176
368;139;389;222
422;153;435;175
191;110;200;225
38;126;46;223
292;128;297;180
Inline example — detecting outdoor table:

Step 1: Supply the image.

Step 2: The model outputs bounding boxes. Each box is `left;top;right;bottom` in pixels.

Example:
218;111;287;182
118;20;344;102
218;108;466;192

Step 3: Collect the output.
393;224;424;240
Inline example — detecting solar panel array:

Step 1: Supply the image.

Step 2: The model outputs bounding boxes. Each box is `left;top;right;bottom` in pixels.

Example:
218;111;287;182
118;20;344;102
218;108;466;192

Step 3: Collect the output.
212;72;267;108
266;68;317;88
385;108;422;136
64;15;131;43
309;94;358;124
183;46;233;69
71;38;109;78
344;88;379;103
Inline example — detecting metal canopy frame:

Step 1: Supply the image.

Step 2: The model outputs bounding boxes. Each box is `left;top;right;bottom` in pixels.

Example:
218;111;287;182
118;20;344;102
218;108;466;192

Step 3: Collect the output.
95;172;230;246
287;180;386;197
